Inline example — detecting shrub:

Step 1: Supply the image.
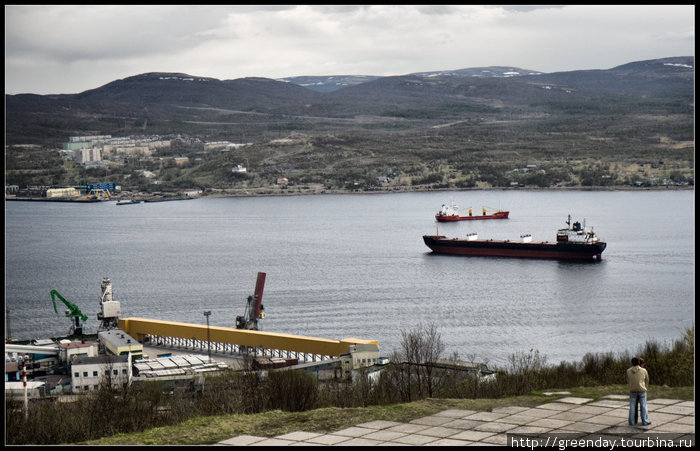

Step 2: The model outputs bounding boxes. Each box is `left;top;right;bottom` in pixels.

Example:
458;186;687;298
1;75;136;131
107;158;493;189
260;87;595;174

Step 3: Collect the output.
265;369;318;412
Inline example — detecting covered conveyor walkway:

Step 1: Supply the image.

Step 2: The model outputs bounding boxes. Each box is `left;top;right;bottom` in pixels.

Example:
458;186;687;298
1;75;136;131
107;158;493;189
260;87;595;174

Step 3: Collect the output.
5;344;60;355
118;318;378;362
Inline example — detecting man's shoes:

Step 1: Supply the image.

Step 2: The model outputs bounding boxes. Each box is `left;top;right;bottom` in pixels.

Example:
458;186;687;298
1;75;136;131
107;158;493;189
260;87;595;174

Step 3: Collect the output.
642;422;652;426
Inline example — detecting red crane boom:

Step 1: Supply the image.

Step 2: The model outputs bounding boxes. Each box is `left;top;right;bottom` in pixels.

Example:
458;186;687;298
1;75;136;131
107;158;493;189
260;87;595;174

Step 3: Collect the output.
252;272;266;319
236;272;266;330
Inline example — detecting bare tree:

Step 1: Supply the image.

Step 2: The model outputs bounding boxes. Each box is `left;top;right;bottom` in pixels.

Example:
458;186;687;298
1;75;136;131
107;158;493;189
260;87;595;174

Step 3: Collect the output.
398;322;445;399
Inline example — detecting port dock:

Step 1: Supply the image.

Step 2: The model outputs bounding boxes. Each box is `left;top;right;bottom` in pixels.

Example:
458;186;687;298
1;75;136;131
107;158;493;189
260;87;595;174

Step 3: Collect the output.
118;317;379;362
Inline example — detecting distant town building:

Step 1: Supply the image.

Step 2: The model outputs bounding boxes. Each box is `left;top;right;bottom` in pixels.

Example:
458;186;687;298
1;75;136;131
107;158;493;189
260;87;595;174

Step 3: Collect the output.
74;147;102;164
69;135;111;143
103;144;151;156
63;141;92;151
147;140;171;150
64;135;111;151
65;134;171;160
204;141;232;150
139;170;157;179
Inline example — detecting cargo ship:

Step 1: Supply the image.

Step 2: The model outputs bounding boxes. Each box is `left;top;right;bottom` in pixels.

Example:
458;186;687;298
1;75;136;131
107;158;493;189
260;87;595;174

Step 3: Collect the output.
435;202;509;222
423;215;606;261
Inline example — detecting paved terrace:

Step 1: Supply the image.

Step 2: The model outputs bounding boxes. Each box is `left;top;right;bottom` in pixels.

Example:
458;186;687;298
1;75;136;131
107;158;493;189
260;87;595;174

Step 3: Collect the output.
217;394;694;446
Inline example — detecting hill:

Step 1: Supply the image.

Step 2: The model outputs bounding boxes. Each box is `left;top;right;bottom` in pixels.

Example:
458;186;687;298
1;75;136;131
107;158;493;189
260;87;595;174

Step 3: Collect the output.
4;56;695;192
277;66;543;93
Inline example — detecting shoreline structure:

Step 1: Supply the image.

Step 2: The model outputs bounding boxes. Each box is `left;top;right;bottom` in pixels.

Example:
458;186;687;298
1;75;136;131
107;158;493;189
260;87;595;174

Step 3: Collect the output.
5;184;692;203
181;184;694;199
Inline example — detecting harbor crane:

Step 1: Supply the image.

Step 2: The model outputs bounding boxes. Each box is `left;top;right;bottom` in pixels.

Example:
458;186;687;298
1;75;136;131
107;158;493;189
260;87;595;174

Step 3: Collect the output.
86;188;111;199
235;272;266;330
50;289;88;336
97;277;121;331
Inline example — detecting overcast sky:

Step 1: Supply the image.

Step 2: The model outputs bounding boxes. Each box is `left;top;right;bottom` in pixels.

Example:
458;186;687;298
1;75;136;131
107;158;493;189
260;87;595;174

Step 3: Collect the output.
5;4;695;95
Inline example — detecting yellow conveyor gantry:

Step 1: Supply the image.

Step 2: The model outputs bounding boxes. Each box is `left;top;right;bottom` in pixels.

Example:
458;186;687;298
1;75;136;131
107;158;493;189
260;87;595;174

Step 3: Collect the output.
118;317;378;359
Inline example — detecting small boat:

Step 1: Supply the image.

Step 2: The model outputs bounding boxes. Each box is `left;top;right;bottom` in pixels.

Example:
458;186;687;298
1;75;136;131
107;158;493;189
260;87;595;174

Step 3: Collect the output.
423;215;606;261
435;201;509;222
142;196;193;203
116;199;142;205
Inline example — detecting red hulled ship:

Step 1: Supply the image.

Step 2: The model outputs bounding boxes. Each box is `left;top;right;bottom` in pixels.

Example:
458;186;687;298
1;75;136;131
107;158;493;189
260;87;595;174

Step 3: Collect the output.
423;215;606;261
435;202;509;222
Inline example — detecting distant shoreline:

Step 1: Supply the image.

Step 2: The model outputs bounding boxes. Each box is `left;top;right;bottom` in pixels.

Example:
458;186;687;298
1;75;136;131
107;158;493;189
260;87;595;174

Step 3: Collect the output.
198;184;694;199
5;184;693;203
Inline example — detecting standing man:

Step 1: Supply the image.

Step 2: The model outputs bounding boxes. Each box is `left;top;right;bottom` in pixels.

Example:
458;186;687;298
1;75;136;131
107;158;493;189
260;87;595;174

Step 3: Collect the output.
627;357;651;426
633;358;646;423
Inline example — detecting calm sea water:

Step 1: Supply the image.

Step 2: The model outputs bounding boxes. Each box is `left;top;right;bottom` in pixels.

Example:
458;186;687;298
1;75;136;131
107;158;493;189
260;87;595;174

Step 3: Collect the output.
4;190;695;366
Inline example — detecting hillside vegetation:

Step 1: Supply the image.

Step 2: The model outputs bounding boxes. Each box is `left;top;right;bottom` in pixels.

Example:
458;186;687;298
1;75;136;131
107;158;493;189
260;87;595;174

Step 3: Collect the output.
4;57;694;192
5;324;694;445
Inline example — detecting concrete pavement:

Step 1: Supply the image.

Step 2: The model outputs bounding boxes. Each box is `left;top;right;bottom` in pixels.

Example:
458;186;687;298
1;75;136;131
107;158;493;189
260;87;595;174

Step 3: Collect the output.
216;394;694;446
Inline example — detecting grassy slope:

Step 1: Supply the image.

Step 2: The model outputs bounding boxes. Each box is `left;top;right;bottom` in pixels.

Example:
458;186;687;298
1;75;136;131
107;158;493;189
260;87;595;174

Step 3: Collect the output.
78;385;693;445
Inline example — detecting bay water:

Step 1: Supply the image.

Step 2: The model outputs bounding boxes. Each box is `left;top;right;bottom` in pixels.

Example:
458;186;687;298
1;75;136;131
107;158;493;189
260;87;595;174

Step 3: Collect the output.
4;190;694;367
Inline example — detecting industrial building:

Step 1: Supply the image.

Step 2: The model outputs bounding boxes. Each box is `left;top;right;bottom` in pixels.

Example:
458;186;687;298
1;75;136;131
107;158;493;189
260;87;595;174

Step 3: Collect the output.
99;329;144;359
46;187;80;198
70;355;130;394
59;340;99;363
5;361;20;382
5;381;46;400
132;354;227;380
5;273;385;403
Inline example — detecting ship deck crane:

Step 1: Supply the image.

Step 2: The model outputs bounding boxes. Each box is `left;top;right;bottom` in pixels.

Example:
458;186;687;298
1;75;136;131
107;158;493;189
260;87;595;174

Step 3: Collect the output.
236;272;266;330
50;289;88;336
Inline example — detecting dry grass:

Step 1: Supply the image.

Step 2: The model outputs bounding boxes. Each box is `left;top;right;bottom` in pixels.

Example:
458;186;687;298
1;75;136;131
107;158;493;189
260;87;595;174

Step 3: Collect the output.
76;385;693;446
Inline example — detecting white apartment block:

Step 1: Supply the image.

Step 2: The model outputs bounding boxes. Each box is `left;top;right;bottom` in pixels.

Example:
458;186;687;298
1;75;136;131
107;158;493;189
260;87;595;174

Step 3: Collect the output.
103;144;152;156
68;135;169;158
74;147;102;164
69;135;111;143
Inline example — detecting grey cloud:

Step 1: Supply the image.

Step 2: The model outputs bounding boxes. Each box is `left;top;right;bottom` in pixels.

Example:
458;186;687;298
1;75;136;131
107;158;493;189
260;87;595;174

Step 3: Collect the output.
5;5;231;62
498;5;567;13
4;4;694;95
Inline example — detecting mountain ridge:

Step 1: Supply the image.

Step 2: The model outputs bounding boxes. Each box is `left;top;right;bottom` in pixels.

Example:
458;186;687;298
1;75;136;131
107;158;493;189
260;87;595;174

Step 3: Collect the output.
5;56;694;194
6;56;692;126
277;65;545;93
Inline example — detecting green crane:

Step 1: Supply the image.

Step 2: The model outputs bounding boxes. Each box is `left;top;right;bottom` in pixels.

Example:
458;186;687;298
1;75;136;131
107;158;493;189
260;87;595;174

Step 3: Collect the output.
50;289;88;336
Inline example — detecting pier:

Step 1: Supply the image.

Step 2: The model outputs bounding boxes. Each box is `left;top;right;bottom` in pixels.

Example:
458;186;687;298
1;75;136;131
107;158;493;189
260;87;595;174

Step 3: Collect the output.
118;318;379;363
